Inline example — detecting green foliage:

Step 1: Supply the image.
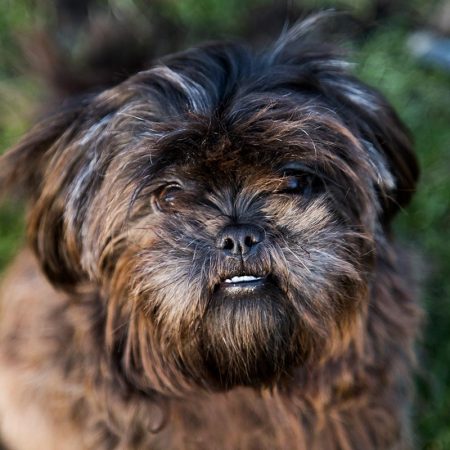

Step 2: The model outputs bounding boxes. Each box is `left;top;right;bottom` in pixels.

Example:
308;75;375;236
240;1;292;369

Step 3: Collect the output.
0;0;41;152
0;0;35;75
0;201;24;272
161;0;263;32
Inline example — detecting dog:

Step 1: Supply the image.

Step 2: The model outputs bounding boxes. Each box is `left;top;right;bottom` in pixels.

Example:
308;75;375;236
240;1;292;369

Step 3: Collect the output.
0;14;420;450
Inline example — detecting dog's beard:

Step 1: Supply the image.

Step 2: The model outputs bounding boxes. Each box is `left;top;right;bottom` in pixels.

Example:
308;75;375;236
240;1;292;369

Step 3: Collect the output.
202;276;298;388
105;199;370;392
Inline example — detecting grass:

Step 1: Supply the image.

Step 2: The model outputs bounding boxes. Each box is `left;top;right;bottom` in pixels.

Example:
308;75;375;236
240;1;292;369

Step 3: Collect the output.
0;202;24;272
1;1;449;447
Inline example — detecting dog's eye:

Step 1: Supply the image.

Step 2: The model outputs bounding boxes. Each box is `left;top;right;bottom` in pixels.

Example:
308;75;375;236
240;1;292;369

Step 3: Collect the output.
279;170;323;197
152;183;183;212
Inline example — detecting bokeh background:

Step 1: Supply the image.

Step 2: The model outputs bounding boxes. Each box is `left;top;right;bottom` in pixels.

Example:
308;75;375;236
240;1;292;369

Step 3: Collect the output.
0;1;449;448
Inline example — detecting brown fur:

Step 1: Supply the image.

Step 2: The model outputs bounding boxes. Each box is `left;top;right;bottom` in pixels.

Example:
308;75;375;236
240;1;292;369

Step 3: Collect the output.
0;15;420;449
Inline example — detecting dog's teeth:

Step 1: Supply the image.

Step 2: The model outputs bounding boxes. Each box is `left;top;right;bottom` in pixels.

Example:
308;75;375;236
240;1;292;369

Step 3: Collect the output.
224;275;262;283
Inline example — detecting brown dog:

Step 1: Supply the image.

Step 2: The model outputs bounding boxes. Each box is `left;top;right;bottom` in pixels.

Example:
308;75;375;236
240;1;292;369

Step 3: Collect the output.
0;15;420;450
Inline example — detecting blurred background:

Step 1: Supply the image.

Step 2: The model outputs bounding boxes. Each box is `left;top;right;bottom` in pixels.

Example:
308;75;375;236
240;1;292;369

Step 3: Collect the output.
0;0;449;448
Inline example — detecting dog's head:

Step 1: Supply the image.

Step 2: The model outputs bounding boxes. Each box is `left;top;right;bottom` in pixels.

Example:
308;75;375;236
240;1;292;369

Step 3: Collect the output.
0;16;418;392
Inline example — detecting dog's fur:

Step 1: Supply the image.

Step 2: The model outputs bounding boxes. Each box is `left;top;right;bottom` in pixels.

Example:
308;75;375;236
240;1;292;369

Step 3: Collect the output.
0;15;420;450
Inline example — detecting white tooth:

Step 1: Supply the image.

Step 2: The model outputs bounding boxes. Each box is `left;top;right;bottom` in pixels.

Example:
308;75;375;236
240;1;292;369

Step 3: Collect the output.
225;275;263;283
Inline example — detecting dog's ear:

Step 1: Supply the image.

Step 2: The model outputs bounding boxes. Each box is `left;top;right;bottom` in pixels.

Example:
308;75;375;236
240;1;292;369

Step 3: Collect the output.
0;98;89;198
270;14;419;224
326;77;419;224
0;97;91;288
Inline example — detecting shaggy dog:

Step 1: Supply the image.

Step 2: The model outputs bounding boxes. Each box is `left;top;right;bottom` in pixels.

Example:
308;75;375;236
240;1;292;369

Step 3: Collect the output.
0;15;420;450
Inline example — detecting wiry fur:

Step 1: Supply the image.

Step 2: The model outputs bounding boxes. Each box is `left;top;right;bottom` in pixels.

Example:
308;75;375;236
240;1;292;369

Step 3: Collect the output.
0;15;420;450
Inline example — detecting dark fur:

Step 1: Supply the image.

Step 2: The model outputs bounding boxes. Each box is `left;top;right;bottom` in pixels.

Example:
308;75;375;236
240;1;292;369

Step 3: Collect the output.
0;15;420;450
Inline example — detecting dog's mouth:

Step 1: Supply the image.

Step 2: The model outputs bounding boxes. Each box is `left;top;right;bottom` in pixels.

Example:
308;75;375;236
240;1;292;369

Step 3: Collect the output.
213;272;277;295
223;274;265;286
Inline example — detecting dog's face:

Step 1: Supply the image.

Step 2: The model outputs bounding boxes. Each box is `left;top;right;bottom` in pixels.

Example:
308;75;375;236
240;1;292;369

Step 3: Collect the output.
0;22;418;392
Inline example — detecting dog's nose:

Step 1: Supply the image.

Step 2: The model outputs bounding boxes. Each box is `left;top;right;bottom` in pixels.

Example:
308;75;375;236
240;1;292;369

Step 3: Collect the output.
216;224;265;257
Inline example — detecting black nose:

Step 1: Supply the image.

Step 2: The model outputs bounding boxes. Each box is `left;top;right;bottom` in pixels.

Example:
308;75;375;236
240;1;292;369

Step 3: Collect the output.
216;224;265;257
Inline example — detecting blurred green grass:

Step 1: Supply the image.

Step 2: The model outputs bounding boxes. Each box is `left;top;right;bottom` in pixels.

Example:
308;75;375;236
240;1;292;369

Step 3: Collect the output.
1;1;449;448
